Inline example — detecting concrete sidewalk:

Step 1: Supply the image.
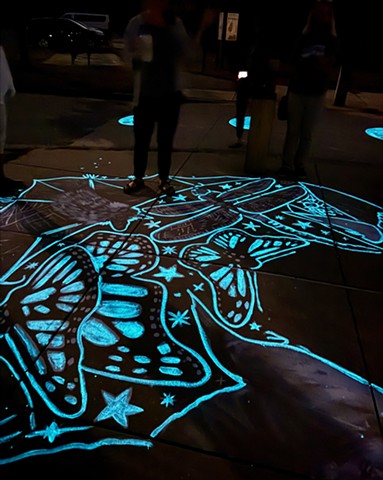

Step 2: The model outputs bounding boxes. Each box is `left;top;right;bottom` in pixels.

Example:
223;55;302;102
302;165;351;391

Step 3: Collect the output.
1;49;383;480
5;86;383;200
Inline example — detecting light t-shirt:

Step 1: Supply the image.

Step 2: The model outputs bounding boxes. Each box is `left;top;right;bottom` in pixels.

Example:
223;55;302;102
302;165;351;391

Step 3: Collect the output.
123;13;190;102
0;46;16;105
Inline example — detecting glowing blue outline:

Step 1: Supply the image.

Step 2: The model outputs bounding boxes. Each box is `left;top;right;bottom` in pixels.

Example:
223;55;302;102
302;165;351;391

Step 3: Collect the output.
1;173;382;465
0;438;153;465
365;127;383;140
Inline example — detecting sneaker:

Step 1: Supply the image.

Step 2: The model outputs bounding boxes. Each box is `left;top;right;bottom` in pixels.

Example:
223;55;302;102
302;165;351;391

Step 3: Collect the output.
158;180;175;196
229;139;244;148
123;178;145;194
0;177;26;196
294;167;307;179
276;166;294;179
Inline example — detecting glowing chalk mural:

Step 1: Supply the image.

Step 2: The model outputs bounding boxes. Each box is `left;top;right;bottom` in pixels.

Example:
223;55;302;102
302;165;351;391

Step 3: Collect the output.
228;116;251;130
0;174;382;467
118;115;134;126
365;127;383;140
122;114;254;131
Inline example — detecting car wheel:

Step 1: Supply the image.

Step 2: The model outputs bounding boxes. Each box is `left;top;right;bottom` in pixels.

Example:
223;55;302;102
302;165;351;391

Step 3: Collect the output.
86;39;96;50
37;38;49;49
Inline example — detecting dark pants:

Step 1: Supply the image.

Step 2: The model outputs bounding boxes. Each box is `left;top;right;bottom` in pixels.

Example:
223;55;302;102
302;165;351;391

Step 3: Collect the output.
133;92;182;182
235;77;251;139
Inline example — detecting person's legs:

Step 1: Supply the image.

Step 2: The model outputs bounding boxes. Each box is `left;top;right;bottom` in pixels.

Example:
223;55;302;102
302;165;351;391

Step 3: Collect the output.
133;98;156;180
235;78;249;141
280;92;304;172
156;92;181;184
124;98;156;194
0;102;26;195
0;103;7;178
230;78;249;147
294;94;325;169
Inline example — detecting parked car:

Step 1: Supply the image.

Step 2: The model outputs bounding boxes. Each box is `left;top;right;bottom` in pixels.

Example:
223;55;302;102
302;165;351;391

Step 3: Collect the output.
60;13;110;34
26;17;106;53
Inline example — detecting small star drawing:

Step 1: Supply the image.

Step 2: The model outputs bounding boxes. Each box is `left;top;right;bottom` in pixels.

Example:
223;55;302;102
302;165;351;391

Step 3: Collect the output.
173;193;187;201
293;220;312;230
163;246;177;255
243;221;260;232
250;322;262;331
42;421;61;443
145;220;161;229
95;388;143;428
216;376;226;386
168;310;190;328
154;265;184;282
193;282;204;292
161;393;175;407
25;261;39;270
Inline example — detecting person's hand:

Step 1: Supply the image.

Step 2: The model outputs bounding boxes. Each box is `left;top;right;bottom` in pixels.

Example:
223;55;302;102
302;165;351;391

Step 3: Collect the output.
5;88;16;102
200;7;218;31
195;7;218;43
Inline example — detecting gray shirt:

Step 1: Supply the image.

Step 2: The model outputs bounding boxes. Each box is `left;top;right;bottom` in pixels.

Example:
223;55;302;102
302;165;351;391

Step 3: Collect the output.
123;13;190;103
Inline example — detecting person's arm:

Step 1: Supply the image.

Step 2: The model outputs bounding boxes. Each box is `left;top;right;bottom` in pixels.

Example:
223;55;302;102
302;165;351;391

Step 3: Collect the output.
307;36;339;79
322;36;340;70
194;8;217;44
0;46;16;104
174;16;192;56
122;15;144;68
177;8;218;65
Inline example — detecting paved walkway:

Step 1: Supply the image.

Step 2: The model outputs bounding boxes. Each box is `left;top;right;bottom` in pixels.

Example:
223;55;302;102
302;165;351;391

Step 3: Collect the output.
1;46;383;480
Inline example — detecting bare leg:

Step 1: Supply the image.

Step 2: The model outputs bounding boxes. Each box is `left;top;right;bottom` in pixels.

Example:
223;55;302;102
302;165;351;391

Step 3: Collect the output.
0;103;8;179
0;103;25;194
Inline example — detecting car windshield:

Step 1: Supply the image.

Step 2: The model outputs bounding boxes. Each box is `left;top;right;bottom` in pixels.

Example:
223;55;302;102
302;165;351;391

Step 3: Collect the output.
63;18;102;33
61;18;88;30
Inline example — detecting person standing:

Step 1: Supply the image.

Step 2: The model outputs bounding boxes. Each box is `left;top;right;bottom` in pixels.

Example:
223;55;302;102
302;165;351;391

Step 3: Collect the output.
0;41;23;196
230;22;276;149
278;0;339;179
122;0;192;196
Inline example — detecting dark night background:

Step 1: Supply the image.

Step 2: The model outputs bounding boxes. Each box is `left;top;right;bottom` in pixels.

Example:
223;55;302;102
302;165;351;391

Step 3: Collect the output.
2;0;383;74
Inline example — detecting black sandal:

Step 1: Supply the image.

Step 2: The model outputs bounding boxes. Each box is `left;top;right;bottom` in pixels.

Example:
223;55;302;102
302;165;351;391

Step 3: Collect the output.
123;179;144;194
158;180;175;196
0;177;26;196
